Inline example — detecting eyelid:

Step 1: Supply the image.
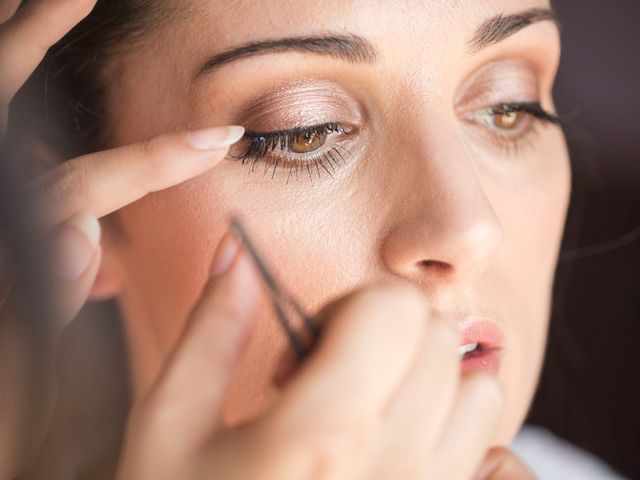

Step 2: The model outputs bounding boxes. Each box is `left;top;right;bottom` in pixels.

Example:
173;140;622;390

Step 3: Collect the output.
227;121;356;166
243;121;353;140
236;79;365;130
462;101;563;157
462;102;562;126
454;59;541;112
225;121;357;184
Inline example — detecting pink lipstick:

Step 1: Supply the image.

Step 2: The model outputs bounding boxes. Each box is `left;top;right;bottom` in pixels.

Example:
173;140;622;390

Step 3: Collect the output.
458;321;503;374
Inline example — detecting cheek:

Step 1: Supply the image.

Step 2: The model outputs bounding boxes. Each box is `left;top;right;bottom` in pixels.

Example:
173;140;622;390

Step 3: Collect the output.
114;160;380;417
113;130;571;432
491;132;571;443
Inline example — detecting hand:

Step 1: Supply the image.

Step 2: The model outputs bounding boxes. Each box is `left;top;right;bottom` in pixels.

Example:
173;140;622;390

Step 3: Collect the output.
0;1;244;477
474;447;535;480
116;228;505;480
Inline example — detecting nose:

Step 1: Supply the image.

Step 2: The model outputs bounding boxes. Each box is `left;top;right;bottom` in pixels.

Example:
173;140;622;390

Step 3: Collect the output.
380;127;504;287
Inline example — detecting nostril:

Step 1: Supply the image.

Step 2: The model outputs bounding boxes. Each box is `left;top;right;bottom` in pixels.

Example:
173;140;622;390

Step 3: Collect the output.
418;259;451;273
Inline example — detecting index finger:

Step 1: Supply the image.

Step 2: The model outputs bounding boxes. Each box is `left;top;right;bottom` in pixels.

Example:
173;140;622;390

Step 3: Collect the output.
29;125;245;227
269;281;428;435
434;373;504;480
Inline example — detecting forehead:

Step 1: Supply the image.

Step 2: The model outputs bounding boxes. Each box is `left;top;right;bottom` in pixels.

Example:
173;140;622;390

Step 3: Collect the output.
108;0;555;144
170;0;550;51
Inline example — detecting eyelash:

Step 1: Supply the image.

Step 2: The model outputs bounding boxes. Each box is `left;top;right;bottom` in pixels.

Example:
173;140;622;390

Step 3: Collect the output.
466;101;564;155
228;101;563;182
228;122;353;183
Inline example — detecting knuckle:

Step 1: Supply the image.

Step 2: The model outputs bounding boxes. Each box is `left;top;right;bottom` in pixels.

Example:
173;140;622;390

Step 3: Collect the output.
134;137;162;172
137;136;157;158
49;159;90;206
289;419;375;471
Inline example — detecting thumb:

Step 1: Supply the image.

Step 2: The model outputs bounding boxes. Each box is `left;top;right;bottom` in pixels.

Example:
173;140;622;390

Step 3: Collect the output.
48;212;102;326
0;213;100;479
141;225;262;439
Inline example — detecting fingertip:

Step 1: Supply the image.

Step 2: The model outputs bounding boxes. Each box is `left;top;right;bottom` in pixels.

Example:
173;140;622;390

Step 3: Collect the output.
66;212;101;249
210;227;242;277
50;212;100;280
228;244;263;308
53;244;102;330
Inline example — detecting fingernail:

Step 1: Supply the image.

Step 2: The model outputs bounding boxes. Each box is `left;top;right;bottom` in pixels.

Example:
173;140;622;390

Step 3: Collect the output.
51;213;101;280
210;226;242;277
186;125;245;150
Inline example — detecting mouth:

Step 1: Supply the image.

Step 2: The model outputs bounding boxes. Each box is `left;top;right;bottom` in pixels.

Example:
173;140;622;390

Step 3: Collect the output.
458;321;503;375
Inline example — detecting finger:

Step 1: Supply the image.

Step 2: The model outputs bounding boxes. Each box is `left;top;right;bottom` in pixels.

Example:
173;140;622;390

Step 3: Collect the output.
374;315;461;475
30;126;245;227
1;213;101;331
0;0;20;24
47;212;101;324
434;373;504;480
0;0;97;105
0;213;100;477
474;447;535;480
134;227;263;442
269;281;428;440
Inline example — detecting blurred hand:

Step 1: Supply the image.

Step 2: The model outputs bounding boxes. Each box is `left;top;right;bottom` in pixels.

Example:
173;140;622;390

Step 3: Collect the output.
116;227;506;480
0;1;243;477
474;447;535;480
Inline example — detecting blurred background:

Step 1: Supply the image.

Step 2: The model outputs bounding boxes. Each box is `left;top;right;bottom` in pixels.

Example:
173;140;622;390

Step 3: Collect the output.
527;1;640;478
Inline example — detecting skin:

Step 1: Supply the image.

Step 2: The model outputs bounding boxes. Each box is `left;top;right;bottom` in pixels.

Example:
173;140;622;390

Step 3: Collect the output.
98;0;569;440
0;0;568;477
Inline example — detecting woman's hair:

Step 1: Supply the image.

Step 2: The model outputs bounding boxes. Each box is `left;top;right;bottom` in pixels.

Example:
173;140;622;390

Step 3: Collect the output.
10;0;170;159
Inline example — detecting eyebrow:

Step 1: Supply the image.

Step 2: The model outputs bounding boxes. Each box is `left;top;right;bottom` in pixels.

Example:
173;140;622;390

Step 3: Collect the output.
197;34;377;77
197;8;559;77
467;8;559;53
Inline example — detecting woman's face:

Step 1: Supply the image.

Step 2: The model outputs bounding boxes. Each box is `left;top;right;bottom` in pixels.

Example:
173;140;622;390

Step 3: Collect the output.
97;0;570;446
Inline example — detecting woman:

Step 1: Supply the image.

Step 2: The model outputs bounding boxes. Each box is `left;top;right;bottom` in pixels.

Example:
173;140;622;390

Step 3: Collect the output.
0;0;603;478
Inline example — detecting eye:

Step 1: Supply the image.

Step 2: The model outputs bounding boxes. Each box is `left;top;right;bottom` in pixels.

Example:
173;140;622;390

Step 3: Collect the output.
227;122;356;183
491;108;527;130
290;130;327;153
472;104;535;136
463;102;563;152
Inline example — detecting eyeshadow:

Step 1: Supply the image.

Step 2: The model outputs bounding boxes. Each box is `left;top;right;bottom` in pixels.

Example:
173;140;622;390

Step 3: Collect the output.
236;79;364;131
454;59;539;110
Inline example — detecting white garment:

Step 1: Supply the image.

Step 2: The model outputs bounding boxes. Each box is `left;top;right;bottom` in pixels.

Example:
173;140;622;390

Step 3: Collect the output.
510;425;628;480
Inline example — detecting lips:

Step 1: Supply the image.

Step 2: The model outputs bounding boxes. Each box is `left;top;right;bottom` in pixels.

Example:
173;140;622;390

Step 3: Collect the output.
458;321;504;374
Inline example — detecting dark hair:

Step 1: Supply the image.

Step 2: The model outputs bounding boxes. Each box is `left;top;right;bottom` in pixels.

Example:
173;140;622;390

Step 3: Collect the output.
9;0;172;160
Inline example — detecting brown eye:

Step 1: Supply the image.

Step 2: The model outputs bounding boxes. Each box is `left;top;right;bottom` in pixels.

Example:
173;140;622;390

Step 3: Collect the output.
290;130;327;153
492;108;526;130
